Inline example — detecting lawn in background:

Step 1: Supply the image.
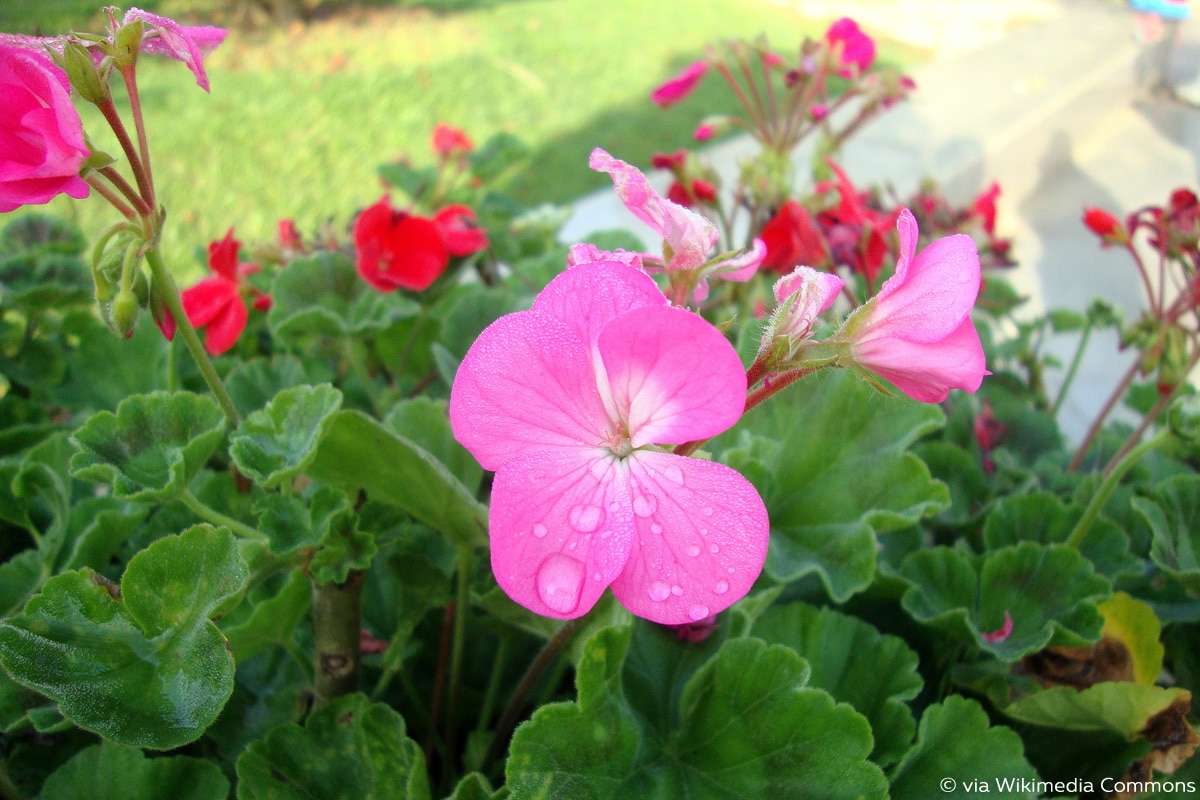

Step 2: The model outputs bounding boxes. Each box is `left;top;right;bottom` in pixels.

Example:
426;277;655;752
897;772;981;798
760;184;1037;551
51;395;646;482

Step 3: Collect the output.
1;0;922;278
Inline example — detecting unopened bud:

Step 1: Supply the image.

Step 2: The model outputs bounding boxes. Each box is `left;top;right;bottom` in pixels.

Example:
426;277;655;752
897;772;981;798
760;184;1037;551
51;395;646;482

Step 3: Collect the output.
59;40;109;104
110;290;138;337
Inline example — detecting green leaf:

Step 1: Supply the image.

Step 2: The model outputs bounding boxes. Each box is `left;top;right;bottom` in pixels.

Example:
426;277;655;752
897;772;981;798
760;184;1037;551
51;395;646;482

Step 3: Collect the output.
1098;592;1164;686
1137;474;1200;593
888;696;1040;800
69;391;226;502
229;384;343;488
377;163;436;199
468;131;530;182
506;624;888;799
984;491;1139;579
0;525;247;749
721;370;948;600
224;354;314;418
236;692;430;800
54;311;170;414
750;602;923;765
384;397;482;493
307;409;487;548
268;252;419;343
255;485;352;555
1003;682;1191;737
222;569;311;663
1048;308;1087;333
40;741;229;800
899;542;1111;661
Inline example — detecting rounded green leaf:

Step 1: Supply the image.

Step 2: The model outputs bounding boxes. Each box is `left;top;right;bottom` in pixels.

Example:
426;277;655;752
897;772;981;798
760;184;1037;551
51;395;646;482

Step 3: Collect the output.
1138;474;1200;593
751;602;923;765
267;252;420;343
41;740;229;800
236;693;431;800
899;542;1111;661
507;625;887;799
0;525;247;749
229;383;343;489
69;391;226;502
1003;682;1191;737
888;696;1040;800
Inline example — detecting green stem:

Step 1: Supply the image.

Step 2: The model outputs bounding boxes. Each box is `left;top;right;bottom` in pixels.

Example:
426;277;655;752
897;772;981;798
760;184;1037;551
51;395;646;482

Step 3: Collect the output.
481;615;589;773
1050;321;1092;418
445;546;473;767
474;634;511;736
179;489;268;543
310;571;364;709
119;66;155;210
1065;428;1171;550
145;248;241;428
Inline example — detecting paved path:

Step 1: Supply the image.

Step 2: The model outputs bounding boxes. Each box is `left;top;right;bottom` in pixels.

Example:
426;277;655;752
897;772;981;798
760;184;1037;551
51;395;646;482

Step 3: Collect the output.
561;0;1200;442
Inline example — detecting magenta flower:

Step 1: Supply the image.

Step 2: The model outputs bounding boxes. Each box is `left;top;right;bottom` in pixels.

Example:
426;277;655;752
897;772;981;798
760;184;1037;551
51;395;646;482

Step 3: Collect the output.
651;60;709;107
449;260;768;624
825;17;875;77
770;266;844;342
121;8;227;92
0;42;90;212
590;148;764;300
845;209;987;402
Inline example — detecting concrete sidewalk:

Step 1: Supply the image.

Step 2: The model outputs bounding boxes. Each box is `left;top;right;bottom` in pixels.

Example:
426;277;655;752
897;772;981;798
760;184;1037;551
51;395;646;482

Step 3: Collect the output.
560;0;1200;442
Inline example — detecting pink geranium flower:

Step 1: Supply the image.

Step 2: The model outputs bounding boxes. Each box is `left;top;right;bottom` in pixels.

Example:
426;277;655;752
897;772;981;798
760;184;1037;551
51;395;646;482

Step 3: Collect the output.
845;208;987;402
120;8;227;92
824;17;875;77
449;260;769;624
0;42;90;212
590;148;764;300
651;60;709;107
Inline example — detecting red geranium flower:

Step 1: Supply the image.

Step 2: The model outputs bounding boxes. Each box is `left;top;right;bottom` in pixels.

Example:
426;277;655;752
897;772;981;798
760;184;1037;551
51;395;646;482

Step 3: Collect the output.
760;200;829;272
431;123;473;158
432;204;489;257
354;198;448;292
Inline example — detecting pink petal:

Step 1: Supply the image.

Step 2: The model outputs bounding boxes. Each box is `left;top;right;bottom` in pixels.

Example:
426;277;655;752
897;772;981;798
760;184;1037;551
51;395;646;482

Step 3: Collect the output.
981;610;1014;644
855;315;987;402
565;243;645;271
598;305;746;447
609;451;768;625
532;260;666;352
651;60;709;107
709;237;766;283
449;309;611;471
123;8;227;92
772;266;845;339
589;148;667;234
489;449;635;619
870;209;980;343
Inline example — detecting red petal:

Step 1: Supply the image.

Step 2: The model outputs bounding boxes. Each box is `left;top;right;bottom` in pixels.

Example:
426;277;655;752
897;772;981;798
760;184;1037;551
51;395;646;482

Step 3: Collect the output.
433;204;489;257
202;295;248;355
181;277;239;327
207;228;241;281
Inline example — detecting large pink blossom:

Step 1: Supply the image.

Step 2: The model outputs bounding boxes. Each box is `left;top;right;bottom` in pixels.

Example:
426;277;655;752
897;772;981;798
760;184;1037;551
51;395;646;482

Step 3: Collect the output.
590;148;764;300
0;42;90;212
847;208;987;402
450;260;768;624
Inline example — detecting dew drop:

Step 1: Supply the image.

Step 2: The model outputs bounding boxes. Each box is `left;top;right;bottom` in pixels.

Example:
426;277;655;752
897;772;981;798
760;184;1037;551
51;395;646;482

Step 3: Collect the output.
702;506;713;517
608;501;619;512
632;493;658;517
663;464;684;485
594;572;603;581
567;541;577;550
568;504;603;533
708;543;719;554
535;554;585;614
650;523;663;535
686;545;700;557
727;567;735;573
689;605;710;621
700;528;708;536
714;579;729;595
532;523;548;539
648;581;672;602
671;585;683;596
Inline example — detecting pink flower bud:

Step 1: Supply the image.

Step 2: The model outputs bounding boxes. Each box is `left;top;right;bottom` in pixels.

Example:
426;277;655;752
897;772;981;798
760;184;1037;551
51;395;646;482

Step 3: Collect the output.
651;60;709;107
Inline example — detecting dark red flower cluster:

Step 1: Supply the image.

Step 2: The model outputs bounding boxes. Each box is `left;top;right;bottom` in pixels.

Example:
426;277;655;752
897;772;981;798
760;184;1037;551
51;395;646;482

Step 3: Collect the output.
353;197;488;292
649;149;719;209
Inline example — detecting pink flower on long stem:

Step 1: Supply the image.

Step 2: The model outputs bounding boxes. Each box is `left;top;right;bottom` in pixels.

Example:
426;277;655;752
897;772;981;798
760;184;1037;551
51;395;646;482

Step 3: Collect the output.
120;8;227;92
651;60;709;107
450;260;768;624
0;42;90;212
844;208;987;402
590;148;764;301
824;17;875;77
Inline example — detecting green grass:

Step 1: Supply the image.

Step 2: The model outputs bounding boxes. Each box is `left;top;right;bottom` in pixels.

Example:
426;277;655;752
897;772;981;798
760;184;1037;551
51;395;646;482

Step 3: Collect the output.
2;0;923;278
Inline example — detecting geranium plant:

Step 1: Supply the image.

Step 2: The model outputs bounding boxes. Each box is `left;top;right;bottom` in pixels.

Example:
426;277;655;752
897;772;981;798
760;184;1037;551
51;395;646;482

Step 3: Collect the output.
0;8;1198;800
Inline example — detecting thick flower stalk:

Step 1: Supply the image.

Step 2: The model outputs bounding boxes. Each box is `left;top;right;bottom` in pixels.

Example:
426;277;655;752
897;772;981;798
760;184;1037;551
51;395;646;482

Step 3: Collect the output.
840;208;987;402
450;260;769;624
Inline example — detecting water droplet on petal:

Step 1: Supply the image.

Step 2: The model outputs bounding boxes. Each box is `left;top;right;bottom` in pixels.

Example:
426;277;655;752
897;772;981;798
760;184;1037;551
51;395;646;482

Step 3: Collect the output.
708;544;719;554
686;545;700;557
714;580;729;595
663;465;684;485
568;504;603;533
535;554;585;614
671;585;683;596
594;572;603;581
632;493;658;517
689;605;710;620
532;523;548;539
608;501;619;512
727;567;735;573
700;528;708;536
648;581;671;602
650;523;663;534
567;541;577;550
702;506;713;517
